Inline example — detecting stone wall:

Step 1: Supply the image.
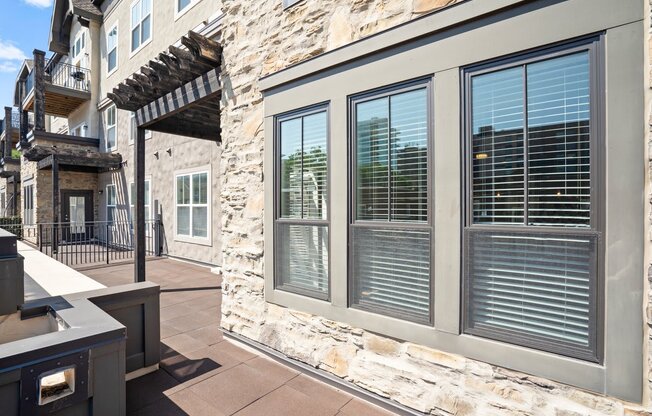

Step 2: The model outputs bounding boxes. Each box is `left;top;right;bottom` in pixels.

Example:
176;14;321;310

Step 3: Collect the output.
219;0;652;414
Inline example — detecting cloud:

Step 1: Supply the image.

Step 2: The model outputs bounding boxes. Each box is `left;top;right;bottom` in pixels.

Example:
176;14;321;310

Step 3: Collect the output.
0;40;27;62
0;62;18;73
23;0;52;7
0;40;27;75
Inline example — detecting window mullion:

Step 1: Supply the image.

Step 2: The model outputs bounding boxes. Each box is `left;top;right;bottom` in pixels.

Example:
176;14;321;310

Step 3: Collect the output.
522;64;529;227
387;96;392;222
300;116;304;219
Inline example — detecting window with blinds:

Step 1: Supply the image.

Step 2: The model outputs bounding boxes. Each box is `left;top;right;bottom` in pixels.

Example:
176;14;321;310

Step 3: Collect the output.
275;107;329;299
351;81;431;323
464;44;600;361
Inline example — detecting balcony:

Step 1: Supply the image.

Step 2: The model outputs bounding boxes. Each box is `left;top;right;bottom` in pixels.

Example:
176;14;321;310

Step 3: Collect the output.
22;58;91;118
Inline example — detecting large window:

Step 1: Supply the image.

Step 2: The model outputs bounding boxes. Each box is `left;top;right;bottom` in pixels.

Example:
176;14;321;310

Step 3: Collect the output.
105;105;117;150
350;80;431;323
106;184;117;224
23;185;34;225
131;0;152;53
275;106;329;299
130;180;151;223
464;44;601;361
176;171;209;240
107;24;118;74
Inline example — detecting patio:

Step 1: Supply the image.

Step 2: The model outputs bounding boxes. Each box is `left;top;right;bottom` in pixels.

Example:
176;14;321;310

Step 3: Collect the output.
82;259;395;416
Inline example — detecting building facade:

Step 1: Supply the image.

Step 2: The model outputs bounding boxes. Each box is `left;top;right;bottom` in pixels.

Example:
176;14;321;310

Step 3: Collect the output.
217;0;652;414
3;0;652;414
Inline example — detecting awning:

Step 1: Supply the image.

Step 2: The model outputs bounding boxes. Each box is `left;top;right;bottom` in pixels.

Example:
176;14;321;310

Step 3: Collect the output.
23;145;122;171
108;31;222;142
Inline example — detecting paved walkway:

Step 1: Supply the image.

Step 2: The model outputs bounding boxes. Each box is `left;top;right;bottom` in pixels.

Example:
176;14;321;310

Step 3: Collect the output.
82;259;395;416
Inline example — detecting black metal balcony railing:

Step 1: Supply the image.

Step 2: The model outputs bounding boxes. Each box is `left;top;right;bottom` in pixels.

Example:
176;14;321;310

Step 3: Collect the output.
25;59;91;97
0;219;162;267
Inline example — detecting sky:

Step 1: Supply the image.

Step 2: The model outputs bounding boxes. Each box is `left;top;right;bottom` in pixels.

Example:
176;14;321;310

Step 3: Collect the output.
0;0;53;109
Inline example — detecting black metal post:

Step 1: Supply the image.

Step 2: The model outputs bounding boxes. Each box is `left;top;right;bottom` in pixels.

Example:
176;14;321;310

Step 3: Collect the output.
52;155;59;254
38;223;42;252
106;223;110;265
135;126;146;282
11;177;17;217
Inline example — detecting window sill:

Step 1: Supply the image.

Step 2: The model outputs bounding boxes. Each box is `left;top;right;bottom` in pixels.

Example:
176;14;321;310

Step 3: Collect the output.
264;288;607;395
129;37;152;59
174;0;201;21
174;234;212;246
107;66;119;78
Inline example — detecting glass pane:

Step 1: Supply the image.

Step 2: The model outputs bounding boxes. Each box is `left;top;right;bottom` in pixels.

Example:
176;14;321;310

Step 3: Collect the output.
144;180;150;205
177;206;190;235
141;15;151;43
131;3;140;27
142;0;151;14
108;50;117;72
131;27;140;51
178;0;192;10
472;67;525;224
466;230;596;349
527;52;591;227
192;173;207;204
351;227;431;322
279;118;302;218
356;97;389;221
70;196;86;231
301;112;328;220
107;126;116;148
108;28;117;49
276;224;329;297
176;176;190;204
130;114;136;142
390;89;428;222
107;186;116;205
192;206;207;238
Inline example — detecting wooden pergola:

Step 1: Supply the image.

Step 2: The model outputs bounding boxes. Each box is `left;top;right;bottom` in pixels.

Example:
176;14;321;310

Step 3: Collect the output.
108;31;222;282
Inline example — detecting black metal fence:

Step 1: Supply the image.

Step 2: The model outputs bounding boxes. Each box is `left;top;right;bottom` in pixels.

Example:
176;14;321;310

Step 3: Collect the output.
0;219;162;267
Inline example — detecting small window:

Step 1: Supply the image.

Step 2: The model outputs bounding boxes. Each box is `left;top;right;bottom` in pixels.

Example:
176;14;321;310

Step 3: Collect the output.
129;180;151;224
131;0;152;52
107;25;118;74
106;184;117;224
463;42;602;361
282;0;302;9
105;106;117;150
129;113;151;144
23;184;34;225
176;171;209;239
350;80;432;323
70;123;85;137
275;105;329;299
176;0;198;15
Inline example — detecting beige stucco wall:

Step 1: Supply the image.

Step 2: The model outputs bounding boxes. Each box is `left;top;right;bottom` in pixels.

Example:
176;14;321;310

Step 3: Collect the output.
93;0;223;265
218;0;652;414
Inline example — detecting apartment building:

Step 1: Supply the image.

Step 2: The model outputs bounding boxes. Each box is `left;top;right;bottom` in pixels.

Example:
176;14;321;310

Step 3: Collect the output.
3;0;222;263
2;0;652;414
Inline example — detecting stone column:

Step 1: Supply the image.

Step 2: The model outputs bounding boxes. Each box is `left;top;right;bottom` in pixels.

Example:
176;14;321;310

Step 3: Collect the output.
32;50;46;133
4;107;13;159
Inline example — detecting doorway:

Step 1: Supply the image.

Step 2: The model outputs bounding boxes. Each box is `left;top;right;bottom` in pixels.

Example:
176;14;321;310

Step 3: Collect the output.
61;190;94;241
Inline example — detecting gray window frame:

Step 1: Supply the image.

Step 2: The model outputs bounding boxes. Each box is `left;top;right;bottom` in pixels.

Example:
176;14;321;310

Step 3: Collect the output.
461;36;605;363
273;103;331;301
348;78;435;324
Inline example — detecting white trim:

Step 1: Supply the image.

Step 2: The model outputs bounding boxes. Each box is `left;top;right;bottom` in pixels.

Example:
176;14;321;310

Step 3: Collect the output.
70;122;86;138
106;22;119;77
129;112;152;145
106;184;117;223
175;0;201;21
174;165;211;246
129;0;153;57
129;178;152;223
105;105;117;151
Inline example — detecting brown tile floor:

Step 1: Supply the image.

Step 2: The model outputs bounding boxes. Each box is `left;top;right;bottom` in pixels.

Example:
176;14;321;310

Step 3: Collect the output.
82;259;396;416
